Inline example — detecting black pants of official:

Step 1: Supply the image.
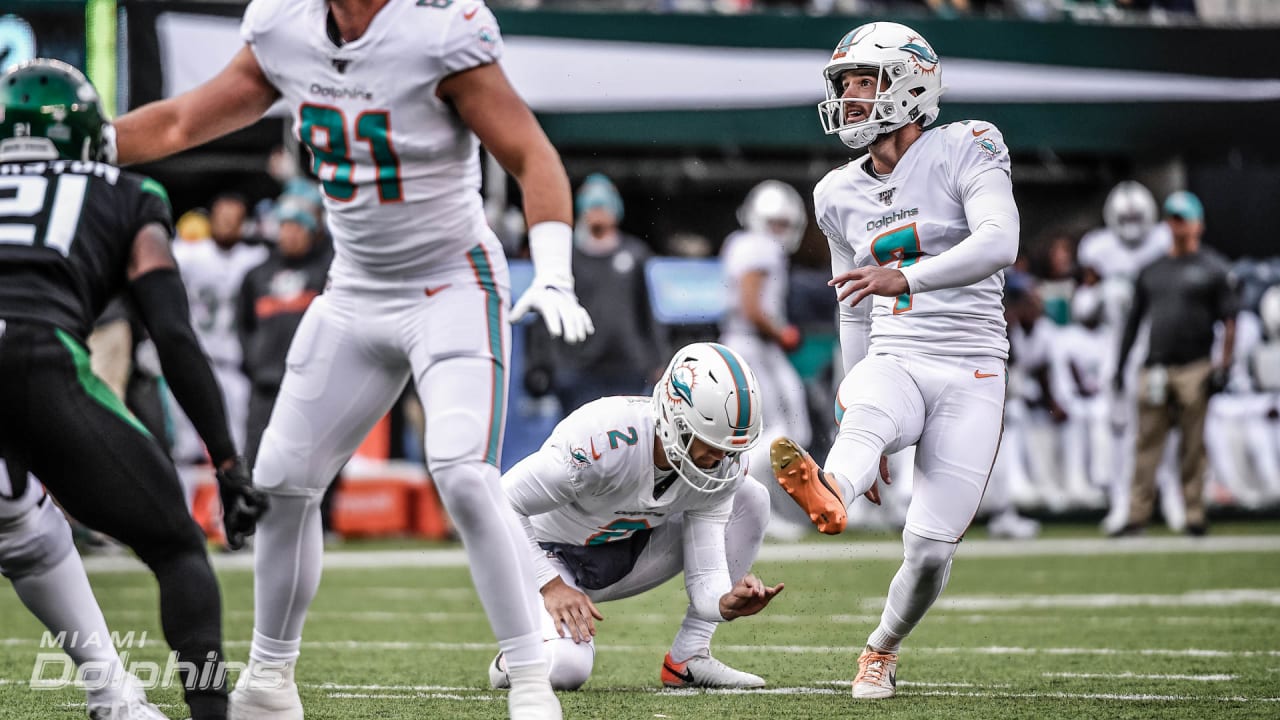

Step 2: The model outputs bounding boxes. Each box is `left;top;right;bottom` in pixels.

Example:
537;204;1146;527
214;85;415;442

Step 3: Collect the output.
0;321;227;720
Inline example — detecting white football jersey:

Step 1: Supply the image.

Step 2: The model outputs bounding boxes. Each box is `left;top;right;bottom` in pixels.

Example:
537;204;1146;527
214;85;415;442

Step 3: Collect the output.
1077;222;1172;281
1055;323;1109;400
241;0;503;280
815;121;1011;359
173;238;268;366
514;396;740;547
720;229;788;339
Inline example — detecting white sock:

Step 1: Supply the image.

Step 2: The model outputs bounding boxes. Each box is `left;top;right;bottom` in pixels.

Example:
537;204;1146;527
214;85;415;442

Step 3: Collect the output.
248;629;301;667
670;616;717;663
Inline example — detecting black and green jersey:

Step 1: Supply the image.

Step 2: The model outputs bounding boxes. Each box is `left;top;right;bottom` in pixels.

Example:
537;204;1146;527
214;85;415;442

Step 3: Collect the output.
0;159;172;340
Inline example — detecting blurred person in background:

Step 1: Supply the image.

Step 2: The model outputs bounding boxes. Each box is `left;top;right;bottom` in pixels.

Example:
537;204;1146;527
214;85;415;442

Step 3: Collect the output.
170;193;268;467
720;180;814;540
527;173;665;413
1113;191;1238;537
1077;180;1180;532
1054;285;1114;507
1204;279;1280;509
237;201;332;468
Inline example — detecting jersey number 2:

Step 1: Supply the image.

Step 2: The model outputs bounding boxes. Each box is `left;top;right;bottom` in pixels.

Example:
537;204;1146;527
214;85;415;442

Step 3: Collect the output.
870;222;922;314
0;174;88;257
299;104;403;204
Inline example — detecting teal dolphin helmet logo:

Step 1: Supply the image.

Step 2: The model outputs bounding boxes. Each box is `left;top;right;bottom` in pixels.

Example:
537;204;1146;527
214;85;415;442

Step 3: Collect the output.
669;366;695;405
899;39;938;70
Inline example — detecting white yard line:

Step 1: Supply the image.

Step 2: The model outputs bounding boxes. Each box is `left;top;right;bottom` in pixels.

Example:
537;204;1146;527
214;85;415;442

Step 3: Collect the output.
863;589;1280;611
3;637;1277;658
76;535;1280;574
1043;672;1238;681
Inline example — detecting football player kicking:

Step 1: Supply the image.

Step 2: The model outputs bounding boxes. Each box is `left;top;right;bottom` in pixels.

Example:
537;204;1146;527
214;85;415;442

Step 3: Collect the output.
489;343;783;691
111;2;591;718
771;23;1019;700
0;61;268;720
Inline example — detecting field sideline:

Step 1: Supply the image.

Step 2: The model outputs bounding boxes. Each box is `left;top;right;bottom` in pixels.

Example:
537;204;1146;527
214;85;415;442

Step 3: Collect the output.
1;526;1277;719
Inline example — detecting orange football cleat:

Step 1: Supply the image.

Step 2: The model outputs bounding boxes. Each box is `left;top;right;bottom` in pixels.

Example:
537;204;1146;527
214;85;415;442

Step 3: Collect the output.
770;437;847;534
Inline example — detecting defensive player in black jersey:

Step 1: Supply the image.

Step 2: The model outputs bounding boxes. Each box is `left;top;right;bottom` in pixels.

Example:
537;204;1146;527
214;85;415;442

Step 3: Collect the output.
0;60;268;720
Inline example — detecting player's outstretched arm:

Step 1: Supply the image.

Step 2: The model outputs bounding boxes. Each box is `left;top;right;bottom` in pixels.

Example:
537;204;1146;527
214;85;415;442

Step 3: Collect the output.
127;222;269;547
440;63;593;343
114;46;279;165
718;574;785;621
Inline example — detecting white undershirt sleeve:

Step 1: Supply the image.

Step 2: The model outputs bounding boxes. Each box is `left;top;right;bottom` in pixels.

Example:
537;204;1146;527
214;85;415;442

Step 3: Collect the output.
681;510;732;623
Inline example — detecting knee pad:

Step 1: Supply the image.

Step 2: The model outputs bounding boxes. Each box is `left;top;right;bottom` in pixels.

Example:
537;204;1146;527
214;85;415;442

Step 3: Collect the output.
902;530;957;577
252;425;332;500
544;637;594;691
0;495;75;580
837;403;900;450
426;408;488;469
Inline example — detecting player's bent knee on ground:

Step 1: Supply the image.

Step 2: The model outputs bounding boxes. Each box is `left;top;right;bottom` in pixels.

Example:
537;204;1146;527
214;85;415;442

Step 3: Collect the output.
545;637;595;691
0;496;75;580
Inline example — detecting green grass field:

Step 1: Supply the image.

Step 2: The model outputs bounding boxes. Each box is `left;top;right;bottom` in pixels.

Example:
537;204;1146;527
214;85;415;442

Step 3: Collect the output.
2;525;1278;720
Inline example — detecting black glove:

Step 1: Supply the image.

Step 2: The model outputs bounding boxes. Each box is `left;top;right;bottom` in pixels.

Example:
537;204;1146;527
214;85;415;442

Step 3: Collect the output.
215;457;270;551
1207;366;1230;396
524;365;553;398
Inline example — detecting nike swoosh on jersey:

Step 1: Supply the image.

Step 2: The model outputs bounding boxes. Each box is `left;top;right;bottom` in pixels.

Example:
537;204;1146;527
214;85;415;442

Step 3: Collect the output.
974;370;1000;379
424;284;452;297
590;438;602;460
971;127;990;137
463;7;479;19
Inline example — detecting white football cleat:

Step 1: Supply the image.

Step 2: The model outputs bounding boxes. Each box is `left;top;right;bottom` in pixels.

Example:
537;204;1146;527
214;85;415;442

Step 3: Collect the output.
489;651;511;689
987;509;1041;540
852;646;897;699
229;659;303;720
87;674;168;720
505;660;561;720
661;652;765;688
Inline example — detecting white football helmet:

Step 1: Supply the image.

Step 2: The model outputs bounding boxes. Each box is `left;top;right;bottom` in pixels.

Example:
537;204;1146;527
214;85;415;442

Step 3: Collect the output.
653;342;763;493
1260;285;1280;341
1103;181;1158;246
818;22;944;150
738;180;807;254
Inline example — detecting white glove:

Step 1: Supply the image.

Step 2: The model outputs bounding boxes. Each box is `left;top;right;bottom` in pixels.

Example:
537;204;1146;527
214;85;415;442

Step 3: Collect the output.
510;221;595;344
99;123;118;165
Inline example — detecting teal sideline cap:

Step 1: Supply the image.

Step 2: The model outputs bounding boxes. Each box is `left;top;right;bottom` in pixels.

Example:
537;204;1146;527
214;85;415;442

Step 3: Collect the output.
275;201;317;232
574;173;624;221
1163;191;1203;221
